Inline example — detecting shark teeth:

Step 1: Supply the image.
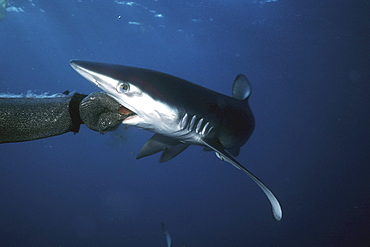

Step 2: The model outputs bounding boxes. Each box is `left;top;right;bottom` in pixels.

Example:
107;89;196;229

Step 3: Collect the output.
118;105;137;121
118;105;133;115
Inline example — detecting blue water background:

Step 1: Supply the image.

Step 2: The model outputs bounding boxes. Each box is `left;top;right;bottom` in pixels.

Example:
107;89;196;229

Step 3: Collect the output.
0;0;369;246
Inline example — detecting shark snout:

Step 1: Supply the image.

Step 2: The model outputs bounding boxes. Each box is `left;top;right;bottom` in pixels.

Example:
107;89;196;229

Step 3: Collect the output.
70;60;101;87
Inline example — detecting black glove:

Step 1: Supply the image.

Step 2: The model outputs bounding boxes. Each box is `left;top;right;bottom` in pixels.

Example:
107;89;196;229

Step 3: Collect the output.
79;92;127;133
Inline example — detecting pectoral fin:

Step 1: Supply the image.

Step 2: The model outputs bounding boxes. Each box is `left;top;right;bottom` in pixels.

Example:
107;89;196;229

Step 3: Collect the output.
160;143;189;163
200;138;283;221
136;134;180;159
137;134;189;163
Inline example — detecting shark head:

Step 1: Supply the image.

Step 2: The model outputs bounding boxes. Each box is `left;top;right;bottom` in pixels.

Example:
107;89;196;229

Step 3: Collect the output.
70;60;180;133
70;59;282;221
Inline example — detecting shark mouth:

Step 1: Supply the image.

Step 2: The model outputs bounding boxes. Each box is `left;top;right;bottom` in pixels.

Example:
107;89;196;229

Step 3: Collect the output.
118;105;137;121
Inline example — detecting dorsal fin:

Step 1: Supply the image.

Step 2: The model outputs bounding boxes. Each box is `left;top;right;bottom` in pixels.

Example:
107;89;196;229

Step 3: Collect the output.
232;74;251;100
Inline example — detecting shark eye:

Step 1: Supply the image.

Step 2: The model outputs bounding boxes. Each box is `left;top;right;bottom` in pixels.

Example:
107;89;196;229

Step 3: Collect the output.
117;82;130;93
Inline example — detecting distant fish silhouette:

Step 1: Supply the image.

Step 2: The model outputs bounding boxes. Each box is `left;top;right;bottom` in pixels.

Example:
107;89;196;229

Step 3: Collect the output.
161;223;187;247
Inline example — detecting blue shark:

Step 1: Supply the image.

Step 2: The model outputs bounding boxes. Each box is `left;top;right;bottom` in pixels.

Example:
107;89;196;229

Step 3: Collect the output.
70;60;282;221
